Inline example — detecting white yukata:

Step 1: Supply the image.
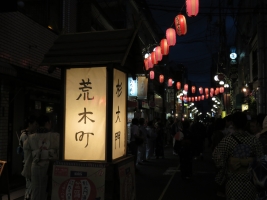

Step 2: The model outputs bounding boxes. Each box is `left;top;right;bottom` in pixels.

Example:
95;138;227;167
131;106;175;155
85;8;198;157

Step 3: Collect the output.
22;129;59;200
19;130;32;200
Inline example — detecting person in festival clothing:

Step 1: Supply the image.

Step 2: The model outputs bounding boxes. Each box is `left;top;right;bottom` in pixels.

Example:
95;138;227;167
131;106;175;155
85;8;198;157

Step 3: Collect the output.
19;115;38;200
22;115;59;200
146;120;157;160
155;120;165;159
213;112;263;200
190;116;206;160
137;118;148;164
223;114;234;136
129;118;140;166
255;113;267;138
179;119;193;179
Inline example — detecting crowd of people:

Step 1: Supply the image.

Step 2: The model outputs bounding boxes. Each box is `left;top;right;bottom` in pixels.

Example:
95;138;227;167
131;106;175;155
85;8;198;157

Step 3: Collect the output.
129;111;267;199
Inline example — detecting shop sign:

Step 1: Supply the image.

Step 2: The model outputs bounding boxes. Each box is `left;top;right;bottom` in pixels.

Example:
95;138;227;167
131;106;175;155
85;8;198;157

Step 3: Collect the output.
128;78;137;96
65;68;106;161
112;69;127;159
137;76;148;99
242;103;249;111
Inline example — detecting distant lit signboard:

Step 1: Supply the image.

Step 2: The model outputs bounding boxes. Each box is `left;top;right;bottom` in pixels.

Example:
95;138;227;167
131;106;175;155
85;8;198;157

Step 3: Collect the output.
65;68;106;161
128;78;137;96
137;76;148;99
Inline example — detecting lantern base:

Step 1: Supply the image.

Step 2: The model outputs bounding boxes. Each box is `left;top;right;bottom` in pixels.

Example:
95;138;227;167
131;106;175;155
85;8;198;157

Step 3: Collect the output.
51;156;135;200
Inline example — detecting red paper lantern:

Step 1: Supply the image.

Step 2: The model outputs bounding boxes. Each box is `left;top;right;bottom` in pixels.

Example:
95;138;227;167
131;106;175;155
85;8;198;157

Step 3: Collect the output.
174;14;187;36
149;71;154;80
186;0;199;17
210;88;214;95
148;55;153;69
205;88;209;94
188;97;191;102
176;82;181;90
160;39;169;55
198;96;201;101
144;58;149;70
220;87;224;93
184;84;188;91
206;94;209;99
192;97;194;102
191;86;196;93
199;87;203;94
151;52;158;64
166;28;176;46
201;95;204;100
159;75;164;83
168;78;173;87
210;92;213;97
155;46;162;61
195;97;198;101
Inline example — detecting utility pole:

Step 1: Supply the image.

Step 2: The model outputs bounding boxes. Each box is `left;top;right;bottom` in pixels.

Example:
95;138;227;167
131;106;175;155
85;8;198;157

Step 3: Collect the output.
257;0;267;113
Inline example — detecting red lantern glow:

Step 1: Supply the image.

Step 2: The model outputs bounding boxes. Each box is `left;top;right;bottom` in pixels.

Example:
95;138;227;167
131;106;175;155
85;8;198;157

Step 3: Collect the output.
177;82;181;90
220;87;224;93
210;88;214;95
210;92;213;97
215;88;219;95
199;87;203;94
160;39;169;55
198;96;201;101
206;94;209;99
188;97;191;102
144;58;149;71
192;97;194;102
184;84;188;91
201;95;204;100
186;0;199;17
159;75;164;83
174;14;187;36
151;52;158;64
155;46;162;61
191;86;196;93
168;79;173;87
148;55;153;69
195;97;198;101
205;88;209;94
166;28;176;46
150;71;154;80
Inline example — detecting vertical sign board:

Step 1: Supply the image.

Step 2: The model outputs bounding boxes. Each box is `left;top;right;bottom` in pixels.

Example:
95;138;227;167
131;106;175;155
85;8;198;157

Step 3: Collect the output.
112;69;127;160
52;161;106;200
65;68;106;161
137;76;148;99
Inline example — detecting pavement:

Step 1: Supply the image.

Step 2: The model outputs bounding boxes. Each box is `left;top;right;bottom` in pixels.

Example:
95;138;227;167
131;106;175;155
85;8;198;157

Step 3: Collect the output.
1;140;223;200
135;141;223;200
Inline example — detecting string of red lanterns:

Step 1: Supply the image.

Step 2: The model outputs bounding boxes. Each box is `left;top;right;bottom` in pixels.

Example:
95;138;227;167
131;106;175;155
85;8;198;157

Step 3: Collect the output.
144;1;227;103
